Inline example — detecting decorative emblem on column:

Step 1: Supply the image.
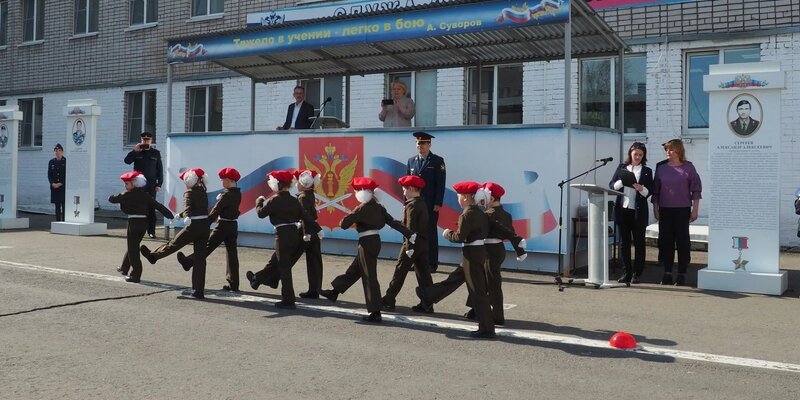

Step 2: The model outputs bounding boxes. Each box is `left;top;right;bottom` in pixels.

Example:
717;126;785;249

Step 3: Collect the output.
732;236;749;270
73;195;81;218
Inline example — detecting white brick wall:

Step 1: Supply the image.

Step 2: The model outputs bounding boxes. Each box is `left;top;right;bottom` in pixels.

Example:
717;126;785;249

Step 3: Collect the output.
12;32;800;246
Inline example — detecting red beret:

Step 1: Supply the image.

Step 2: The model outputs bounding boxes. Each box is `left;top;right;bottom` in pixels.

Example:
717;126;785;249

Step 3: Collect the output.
398;175;425;189
120;171;141;182
483;182;505;198
268;170;294;183
351;177;379;191
179;168;205;179
453;181;481;195
218;167;241;182
293;169;318;179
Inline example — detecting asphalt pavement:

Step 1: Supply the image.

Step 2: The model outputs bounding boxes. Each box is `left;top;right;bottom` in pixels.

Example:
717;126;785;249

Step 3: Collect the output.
1;212;799;399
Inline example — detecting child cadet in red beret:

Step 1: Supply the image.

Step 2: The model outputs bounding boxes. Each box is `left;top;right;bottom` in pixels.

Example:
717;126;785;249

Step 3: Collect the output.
109;171;174;283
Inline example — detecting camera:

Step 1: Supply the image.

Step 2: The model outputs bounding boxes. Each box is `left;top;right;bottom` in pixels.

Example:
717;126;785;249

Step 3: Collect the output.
140;143;150;150
382;99;394;106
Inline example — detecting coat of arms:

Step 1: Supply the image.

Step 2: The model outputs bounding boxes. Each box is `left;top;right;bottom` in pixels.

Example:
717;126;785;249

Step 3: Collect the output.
299;137;363;229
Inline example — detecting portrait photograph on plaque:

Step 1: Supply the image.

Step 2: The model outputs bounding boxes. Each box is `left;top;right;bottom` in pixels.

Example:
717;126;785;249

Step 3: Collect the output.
728;94;762;138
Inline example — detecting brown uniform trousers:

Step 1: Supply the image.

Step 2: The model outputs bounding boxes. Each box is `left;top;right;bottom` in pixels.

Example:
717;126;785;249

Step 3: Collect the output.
383;196;433;307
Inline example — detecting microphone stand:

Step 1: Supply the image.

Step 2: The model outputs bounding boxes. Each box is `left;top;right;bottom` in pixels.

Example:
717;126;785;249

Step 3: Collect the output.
554;159;610;291
309;100;330;129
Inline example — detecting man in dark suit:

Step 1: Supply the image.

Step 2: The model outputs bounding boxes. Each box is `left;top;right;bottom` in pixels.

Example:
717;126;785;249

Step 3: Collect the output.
407;131;446;272
124;132;163;238
729;100;759;136
278;86;316;130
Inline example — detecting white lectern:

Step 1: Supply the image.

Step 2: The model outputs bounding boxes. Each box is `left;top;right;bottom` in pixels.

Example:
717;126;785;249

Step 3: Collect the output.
570;184;627;288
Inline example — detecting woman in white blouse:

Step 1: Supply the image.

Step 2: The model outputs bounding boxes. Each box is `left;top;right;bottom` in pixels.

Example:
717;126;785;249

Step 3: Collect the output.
609;142;654;283
378;81;416;127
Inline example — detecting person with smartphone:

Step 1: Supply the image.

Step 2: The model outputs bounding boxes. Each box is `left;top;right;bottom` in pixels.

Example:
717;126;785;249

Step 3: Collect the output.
124;131;163;238
378;81;416;127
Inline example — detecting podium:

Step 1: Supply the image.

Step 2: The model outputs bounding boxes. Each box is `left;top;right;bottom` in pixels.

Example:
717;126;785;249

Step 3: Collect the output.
569;184;627;288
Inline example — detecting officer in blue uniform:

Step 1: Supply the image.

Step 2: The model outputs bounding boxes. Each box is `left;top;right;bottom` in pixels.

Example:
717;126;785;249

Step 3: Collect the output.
407;131;446;272
48;143;66;221
124;132;163;238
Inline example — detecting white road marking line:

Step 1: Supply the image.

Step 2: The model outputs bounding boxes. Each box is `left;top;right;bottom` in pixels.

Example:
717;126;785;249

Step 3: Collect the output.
0;246;13;249
2;259;799;373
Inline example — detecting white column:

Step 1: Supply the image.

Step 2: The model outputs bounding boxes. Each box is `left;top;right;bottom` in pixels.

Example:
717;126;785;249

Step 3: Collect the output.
0;106;30;229
51;100;107;236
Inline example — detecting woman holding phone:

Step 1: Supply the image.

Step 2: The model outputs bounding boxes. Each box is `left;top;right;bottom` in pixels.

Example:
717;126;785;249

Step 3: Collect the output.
378;81;416;127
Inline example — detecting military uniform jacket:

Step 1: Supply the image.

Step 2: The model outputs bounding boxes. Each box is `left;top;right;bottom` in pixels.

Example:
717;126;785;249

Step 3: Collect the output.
48;157;66;203
402;196;428;249
258;191;321;233
179;187;209;218
209;187;241;222
109;188;174;219
341;199;413;238
407;152;446;208
297;189;318;233
444;205;489;244
124;148;163;187
486;205;526;256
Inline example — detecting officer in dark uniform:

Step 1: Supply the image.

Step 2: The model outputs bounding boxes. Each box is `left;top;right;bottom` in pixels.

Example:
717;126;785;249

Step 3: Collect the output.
407;131;446;272
124;132;163;238
381;175;433;312
178;167;243;291
48;143;66;221
318;177;415;323
141;168;210;299
245;170;321;309
109;171;174;283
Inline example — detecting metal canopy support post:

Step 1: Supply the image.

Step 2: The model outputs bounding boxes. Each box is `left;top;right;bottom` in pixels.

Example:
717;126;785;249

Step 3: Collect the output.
345;75;351;124
250;78;256;132
617;48;625;140
166;63;173;135
559;6;573;288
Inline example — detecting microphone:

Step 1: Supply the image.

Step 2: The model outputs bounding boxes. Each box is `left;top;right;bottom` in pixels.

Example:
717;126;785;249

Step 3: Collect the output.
323;97;332;104
596;157;613;163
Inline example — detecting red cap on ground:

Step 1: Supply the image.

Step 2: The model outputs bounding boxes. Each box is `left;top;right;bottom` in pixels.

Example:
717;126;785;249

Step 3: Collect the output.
351;177;379;191
398;175;425;189
609;332;638;349
452;181;481;195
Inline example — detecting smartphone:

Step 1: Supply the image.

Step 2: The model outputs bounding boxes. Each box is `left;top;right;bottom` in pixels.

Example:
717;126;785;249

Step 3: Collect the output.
140;143;150;150
382;99;394;106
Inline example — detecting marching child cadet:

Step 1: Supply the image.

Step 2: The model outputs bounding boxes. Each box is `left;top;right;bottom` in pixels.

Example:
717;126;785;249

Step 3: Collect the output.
178;167;242;291
381;175;434;312
109;171;174;283
245;170;321;309
318;177;416;323
294;169;325;299
141;168;210;299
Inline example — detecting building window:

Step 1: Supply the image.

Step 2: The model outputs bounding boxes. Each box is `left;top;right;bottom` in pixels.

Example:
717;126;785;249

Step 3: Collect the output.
192;0;223;17
686;47;760;132
579;55;647;134
18;98;43;147
125;90;156;144
74;0;99;35
188;85;222;132
23;0;44;42
299;77;343;122
0;1;8;46
130;0;157;25
466;65;522;125
0;100;6;106
385;71;437;127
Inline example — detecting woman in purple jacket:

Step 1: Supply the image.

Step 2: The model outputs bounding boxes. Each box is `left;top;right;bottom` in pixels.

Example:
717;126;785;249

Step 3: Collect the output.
652;139;702;286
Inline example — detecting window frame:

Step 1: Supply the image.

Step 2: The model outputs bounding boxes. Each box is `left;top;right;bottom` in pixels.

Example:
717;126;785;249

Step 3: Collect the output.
299;77;343;121
191;0;224;17
74;0;99;35
0;1;8;47
129;0;157;26
683;46;761;136
465;64;523;126
187;85;223;133
578;54;647;135
18;98;43;148
22;0;44;42
125;90;157;145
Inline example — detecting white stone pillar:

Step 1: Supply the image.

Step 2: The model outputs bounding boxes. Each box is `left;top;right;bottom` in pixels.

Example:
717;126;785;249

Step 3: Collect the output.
0;106;30;229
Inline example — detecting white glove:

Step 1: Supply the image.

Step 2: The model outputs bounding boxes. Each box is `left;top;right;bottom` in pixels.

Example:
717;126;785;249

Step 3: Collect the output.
517;253;528;262
303;234;312;242
183;216;192;226
256;195;267;204
519;239;527;249
295;222;302;229
168;218;175;226
216;193;223;201
409;233;417;244
405;249;415;257
442;229;451;238
317;230;325;239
